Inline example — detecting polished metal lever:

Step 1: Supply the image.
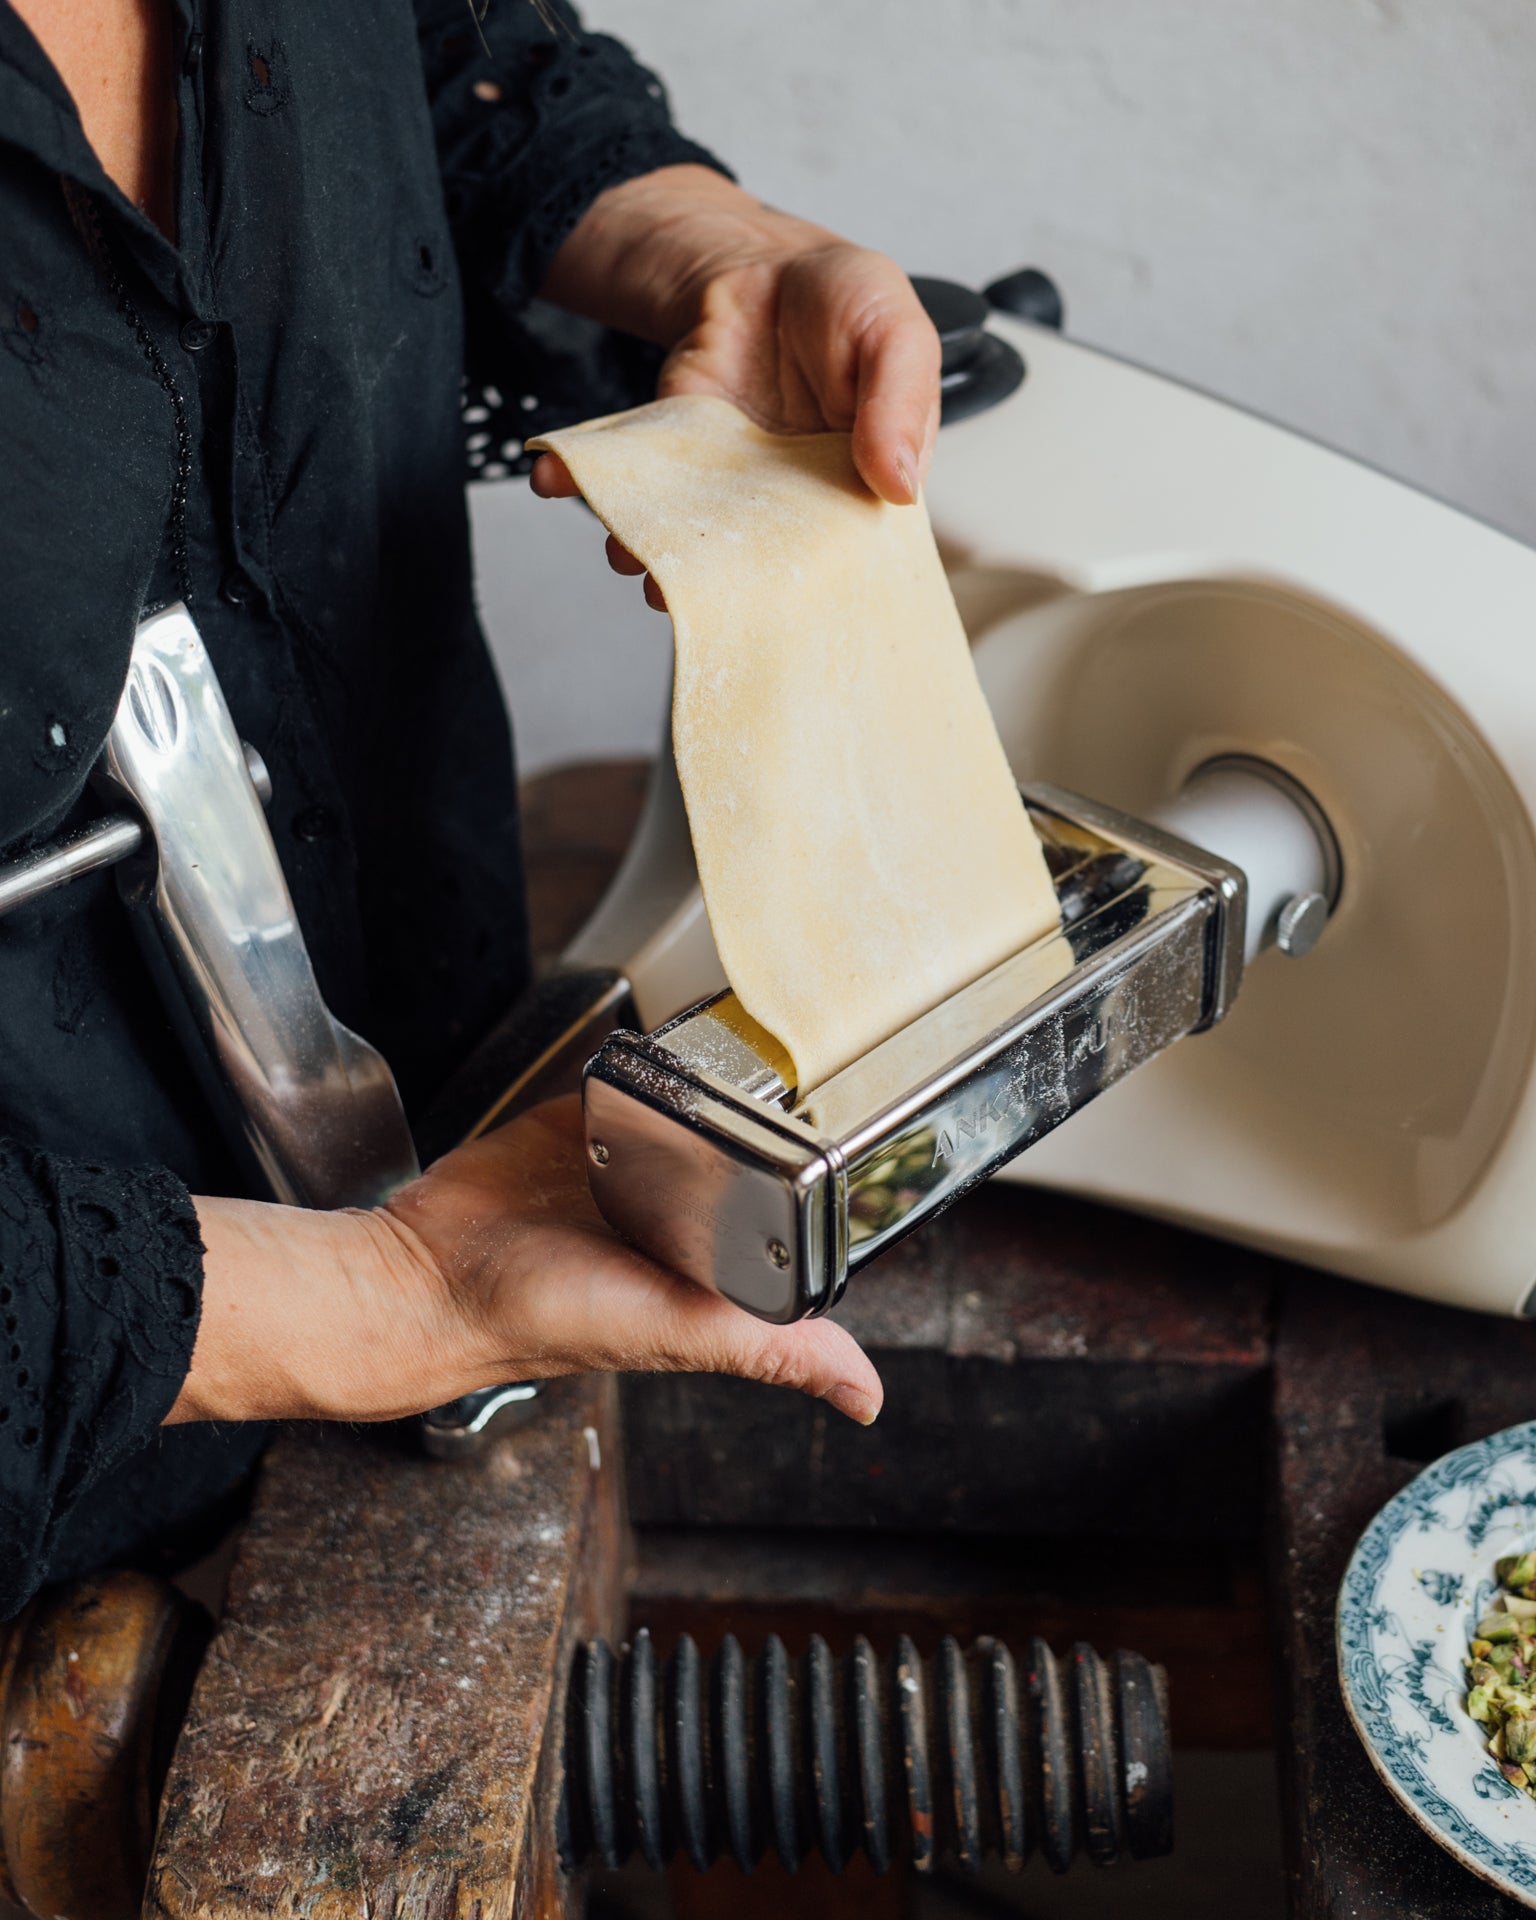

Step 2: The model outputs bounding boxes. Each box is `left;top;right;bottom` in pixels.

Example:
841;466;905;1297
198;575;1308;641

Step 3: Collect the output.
100;605;421;1211
5;607;554;1454
97;606;569;1455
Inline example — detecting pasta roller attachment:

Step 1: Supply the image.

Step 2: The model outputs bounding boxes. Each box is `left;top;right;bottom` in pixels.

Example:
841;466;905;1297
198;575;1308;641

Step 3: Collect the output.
582;765;1338;1322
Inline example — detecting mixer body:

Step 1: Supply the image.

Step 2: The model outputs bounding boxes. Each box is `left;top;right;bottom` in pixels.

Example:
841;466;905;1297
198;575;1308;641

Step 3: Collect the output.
567;313;1536;1316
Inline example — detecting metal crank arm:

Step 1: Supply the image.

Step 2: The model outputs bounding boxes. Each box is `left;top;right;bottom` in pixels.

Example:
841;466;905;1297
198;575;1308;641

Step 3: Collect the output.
100;605;421;1211
3;609;640;1456
100;607;601;1457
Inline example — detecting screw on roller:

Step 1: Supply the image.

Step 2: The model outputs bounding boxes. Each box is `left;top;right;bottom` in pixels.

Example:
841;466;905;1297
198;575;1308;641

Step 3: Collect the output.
589;1139;610;1166
765;1238;791;1270
1275;890;1329;957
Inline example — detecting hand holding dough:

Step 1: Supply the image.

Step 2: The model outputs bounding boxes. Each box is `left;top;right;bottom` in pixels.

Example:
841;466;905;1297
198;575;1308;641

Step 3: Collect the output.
531;395;1059;1092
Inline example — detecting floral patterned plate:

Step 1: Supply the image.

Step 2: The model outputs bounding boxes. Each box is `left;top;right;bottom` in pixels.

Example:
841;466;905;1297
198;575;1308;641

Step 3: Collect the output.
1338;1421;1536;1904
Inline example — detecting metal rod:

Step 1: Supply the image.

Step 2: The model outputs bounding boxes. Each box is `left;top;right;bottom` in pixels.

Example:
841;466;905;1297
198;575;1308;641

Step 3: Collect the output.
0;742;271;922
0;814;145;917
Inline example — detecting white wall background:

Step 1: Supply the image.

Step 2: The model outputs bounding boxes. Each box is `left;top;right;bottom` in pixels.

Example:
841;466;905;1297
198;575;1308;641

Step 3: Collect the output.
471;0;1536;777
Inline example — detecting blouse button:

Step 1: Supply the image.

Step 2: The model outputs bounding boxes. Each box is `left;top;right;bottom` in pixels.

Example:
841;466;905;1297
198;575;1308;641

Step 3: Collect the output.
293;806;339;843
179;318;218;352
219;569;256;607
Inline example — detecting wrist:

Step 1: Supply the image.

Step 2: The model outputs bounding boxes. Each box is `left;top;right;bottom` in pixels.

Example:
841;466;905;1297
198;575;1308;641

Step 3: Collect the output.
541;164;837;347
170;1196;475;1425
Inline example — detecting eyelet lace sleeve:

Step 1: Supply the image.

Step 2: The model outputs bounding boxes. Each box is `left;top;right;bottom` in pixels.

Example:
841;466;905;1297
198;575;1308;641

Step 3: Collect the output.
0;1140;203;1619
415;0;733;476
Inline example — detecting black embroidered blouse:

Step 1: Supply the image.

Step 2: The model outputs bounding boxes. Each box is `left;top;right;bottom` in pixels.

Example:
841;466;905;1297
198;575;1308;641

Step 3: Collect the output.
0;0;720;1616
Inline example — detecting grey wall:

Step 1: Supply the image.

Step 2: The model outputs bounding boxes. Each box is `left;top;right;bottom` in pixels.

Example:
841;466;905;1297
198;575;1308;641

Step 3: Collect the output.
472;0;1536;776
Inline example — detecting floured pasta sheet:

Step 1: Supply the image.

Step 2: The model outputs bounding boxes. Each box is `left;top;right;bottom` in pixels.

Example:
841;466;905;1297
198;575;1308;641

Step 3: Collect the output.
531;395;1059;1092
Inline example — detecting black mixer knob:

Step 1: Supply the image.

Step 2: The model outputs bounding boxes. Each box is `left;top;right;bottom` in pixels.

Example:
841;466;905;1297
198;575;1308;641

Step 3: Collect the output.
984;266;1065;332
910;276;991;379
909;275;1026;427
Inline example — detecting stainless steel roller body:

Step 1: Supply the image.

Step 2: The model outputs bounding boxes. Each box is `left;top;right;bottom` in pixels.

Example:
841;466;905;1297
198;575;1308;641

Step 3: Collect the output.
584;789;1247;1321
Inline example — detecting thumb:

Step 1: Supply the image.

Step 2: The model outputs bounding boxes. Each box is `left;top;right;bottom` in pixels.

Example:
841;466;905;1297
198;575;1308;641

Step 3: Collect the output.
636;1271;884;1425
849;302;942;505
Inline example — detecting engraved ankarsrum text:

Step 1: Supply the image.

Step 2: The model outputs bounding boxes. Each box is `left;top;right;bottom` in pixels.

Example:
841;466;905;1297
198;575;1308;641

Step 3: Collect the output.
932;1086;1015;1166
930;981;1144;1168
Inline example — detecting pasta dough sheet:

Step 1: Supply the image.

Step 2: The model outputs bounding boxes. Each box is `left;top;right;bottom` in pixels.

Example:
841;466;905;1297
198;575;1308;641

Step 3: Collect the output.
531;395;1059;1092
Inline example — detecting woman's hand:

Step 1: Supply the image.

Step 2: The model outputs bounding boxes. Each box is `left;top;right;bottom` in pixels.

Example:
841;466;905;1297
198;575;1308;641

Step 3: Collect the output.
169;1095;881;1428
529;165;942;605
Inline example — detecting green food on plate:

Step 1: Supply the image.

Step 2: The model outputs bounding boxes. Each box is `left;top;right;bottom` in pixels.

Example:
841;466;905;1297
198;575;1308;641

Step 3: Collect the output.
1466;1552;1536;1793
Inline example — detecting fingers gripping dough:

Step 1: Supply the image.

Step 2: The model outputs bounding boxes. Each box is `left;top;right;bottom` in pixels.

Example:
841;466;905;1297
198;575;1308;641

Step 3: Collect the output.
531;395;1059;1092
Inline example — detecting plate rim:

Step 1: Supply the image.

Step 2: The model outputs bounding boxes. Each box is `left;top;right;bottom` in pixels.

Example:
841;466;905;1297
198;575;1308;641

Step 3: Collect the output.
1336;1417;1536;1908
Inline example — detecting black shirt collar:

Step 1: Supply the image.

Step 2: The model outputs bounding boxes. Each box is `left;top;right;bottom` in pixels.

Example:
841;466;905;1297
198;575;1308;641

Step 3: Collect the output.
0;0;187;275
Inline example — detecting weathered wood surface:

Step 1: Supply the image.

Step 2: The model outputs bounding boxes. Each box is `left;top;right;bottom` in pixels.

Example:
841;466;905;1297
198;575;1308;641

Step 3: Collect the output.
148;1375;624;1920
1271;1274;1536;1919
0;1573;199;1920
624;1181;1276;1541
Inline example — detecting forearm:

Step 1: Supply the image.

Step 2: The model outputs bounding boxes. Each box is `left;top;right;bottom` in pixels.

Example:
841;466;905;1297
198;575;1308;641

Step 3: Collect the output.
168;1197;465;1426
539;164;839;347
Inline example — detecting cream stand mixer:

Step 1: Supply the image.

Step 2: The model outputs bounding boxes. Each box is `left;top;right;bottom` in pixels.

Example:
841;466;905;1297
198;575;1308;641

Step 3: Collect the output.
559;291;1536;1322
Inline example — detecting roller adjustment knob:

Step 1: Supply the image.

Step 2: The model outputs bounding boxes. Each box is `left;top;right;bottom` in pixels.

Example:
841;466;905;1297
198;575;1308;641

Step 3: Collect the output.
984;266;1066;331
910;275;1027;427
